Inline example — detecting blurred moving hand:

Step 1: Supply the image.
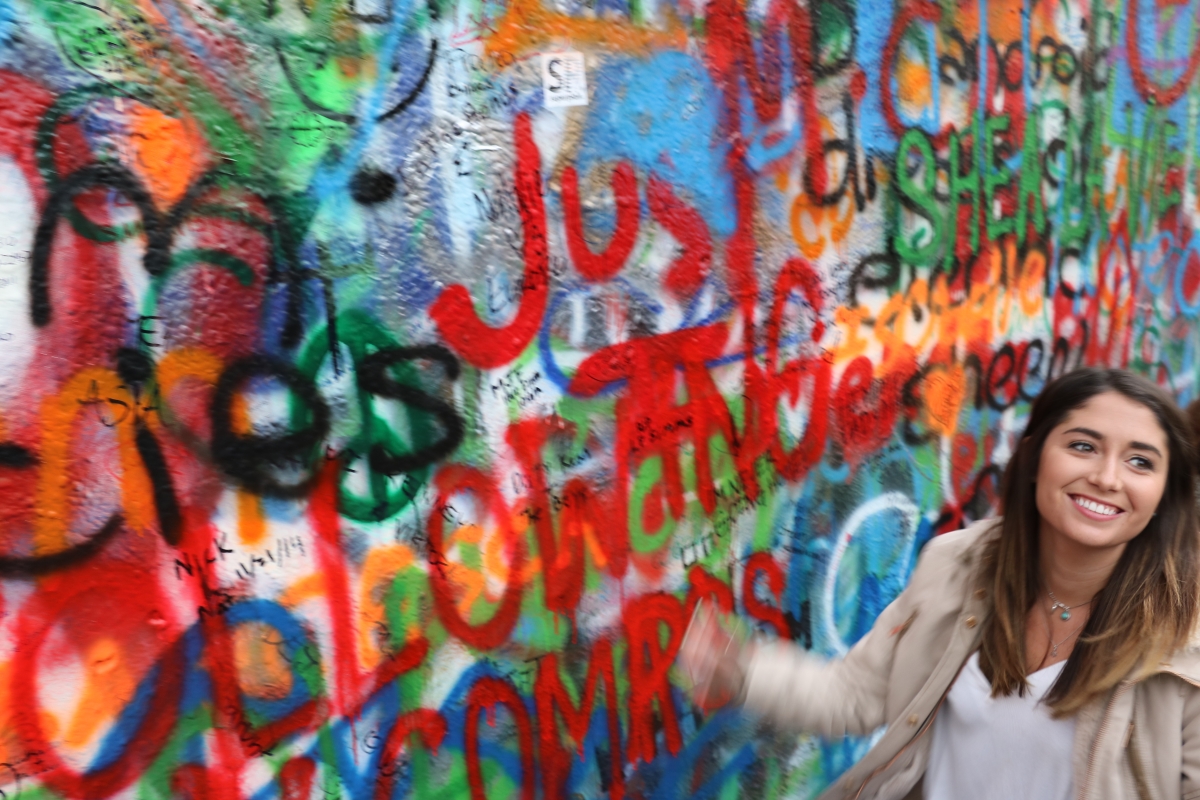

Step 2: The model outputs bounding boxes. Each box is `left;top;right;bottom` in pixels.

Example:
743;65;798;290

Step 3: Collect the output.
678;600;755;711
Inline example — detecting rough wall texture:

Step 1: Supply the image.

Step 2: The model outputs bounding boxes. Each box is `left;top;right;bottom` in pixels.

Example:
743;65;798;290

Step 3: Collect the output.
0;0;1198;796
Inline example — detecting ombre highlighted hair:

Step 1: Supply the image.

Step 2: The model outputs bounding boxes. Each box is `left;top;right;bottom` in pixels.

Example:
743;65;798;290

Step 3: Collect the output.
977;367;1200;715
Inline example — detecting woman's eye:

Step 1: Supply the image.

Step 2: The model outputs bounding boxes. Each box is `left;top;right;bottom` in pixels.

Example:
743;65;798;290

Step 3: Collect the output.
1129;456;1154;470
1068;441;1095;453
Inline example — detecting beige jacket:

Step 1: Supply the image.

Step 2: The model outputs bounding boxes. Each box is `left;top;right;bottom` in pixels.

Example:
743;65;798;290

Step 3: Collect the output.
742;519;1200;800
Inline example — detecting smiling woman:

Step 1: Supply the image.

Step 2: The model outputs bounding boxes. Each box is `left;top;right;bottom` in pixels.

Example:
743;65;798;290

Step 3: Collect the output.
980;373;1199;710
680;368;1200;800
1037;395;1167;547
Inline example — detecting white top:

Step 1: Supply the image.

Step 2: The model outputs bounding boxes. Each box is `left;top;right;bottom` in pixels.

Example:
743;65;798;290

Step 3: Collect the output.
924;652;1076;800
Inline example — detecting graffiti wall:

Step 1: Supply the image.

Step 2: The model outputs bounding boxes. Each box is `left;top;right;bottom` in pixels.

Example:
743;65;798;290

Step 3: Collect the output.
0;0;1199;795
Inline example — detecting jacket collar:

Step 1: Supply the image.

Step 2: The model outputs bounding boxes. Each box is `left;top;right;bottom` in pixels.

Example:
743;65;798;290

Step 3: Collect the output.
1154;633;1200;685
1157;655;1200;684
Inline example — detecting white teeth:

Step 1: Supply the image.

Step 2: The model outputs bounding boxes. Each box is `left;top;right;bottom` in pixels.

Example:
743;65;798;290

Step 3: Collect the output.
1073;496;1120;516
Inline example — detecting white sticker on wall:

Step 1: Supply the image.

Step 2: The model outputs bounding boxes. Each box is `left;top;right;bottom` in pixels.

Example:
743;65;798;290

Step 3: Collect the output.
542;52;588;108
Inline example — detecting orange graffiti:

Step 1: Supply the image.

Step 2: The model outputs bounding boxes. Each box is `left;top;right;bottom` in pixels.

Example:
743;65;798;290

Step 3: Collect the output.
233;621;295;701
63;638;138;749
122;105;208;210
484;0;688;58
35;368;154;554
923;363;967;436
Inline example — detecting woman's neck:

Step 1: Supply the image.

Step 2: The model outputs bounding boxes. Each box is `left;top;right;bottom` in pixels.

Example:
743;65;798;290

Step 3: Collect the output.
1038;527;1126;605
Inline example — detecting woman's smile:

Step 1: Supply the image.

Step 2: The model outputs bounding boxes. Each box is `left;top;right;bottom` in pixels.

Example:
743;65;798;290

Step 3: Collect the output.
1068;494;1123;519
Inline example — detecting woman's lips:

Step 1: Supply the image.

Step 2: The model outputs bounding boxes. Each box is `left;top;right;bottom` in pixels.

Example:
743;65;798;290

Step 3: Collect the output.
1070;494;1124;520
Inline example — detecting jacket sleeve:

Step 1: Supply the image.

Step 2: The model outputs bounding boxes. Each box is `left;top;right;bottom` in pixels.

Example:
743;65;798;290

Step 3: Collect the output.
1181;683;1200;799
739;535;945;738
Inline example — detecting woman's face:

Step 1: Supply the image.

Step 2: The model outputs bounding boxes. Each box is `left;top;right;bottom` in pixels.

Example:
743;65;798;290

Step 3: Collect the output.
1035;391;1170;554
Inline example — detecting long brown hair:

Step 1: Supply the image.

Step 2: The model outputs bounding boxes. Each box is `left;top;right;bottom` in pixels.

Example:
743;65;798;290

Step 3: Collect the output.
977;367;1200;715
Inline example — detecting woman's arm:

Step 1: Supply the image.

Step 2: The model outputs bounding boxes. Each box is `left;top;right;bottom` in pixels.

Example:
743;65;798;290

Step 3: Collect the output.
738;537;949;737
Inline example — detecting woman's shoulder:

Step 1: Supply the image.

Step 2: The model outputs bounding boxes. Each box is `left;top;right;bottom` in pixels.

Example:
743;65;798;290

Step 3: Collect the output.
915;517;1002;568
1157;634;1200;685
901;518;1002;600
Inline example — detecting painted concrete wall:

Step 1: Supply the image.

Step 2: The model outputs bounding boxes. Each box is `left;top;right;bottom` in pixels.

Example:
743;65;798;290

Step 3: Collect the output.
0;0;1198;796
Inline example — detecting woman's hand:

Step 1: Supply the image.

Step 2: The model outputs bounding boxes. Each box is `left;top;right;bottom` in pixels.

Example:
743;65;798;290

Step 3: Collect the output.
678;600;755;711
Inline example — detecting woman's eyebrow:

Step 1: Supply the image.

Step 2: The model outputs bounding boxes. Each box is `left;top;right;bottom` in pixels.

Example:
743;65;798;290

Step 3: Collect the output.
1063;426;1103;440
1063;426;1163;458
1129;441;1164;458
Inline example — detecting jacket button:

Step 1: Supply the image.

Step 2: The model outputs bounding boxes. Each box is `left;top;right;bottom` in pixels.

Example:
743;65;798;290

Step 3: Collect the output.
907;714;919;726
974;588;986;600
965;615;978;628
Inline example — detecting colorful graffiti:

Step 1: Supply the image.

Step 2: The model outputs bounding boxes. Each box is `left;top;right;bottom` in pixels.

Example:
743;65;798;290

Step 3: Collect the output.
1;0;1199;795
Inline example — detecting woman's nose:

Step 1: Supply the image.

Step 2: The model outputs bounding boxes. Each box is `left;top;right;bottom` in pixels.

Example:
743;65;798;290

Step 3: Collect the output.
1089;456;1122;491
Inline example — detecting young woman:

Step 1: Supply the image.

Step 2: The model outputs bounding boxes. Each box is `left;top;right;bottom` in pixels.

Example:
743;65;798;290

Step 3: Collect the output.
680;368;1200;799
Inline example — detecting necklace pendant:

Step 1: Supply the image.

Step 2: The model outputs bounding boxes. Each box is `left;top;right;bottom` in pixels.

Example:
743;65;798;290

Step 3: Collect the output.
1061;610;1071;621
1051;644;1059;657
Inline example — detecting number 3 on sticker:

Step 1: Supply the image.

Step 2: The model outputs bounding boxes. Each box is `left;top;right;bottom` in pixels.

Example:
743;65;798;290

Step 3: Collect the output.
542;51;588;108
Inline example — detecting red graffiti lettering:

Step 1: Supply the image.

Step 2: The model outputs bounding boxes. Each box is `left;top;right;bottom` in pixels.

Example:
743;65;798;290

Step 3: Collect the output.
623;592;685;765
464;676;535;800
534;640;624;799
428;465;526;649
647;175;712;300
562;161;641;282
431;112;549;368
743;552;789;638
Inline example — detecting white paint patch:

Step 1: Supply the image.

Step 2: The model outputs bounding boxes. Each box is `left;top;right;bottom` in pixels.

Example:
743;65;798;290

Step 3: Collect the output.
0;158;36;403
421;639;478;709
542;52;588;108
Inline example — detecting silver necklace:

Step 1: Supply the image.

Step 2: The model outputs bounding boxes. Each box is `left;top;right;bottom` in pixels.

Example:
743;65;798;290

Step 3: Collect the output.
1048;619;1087;657
1042;602;1087;658
1048;589;1091;621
